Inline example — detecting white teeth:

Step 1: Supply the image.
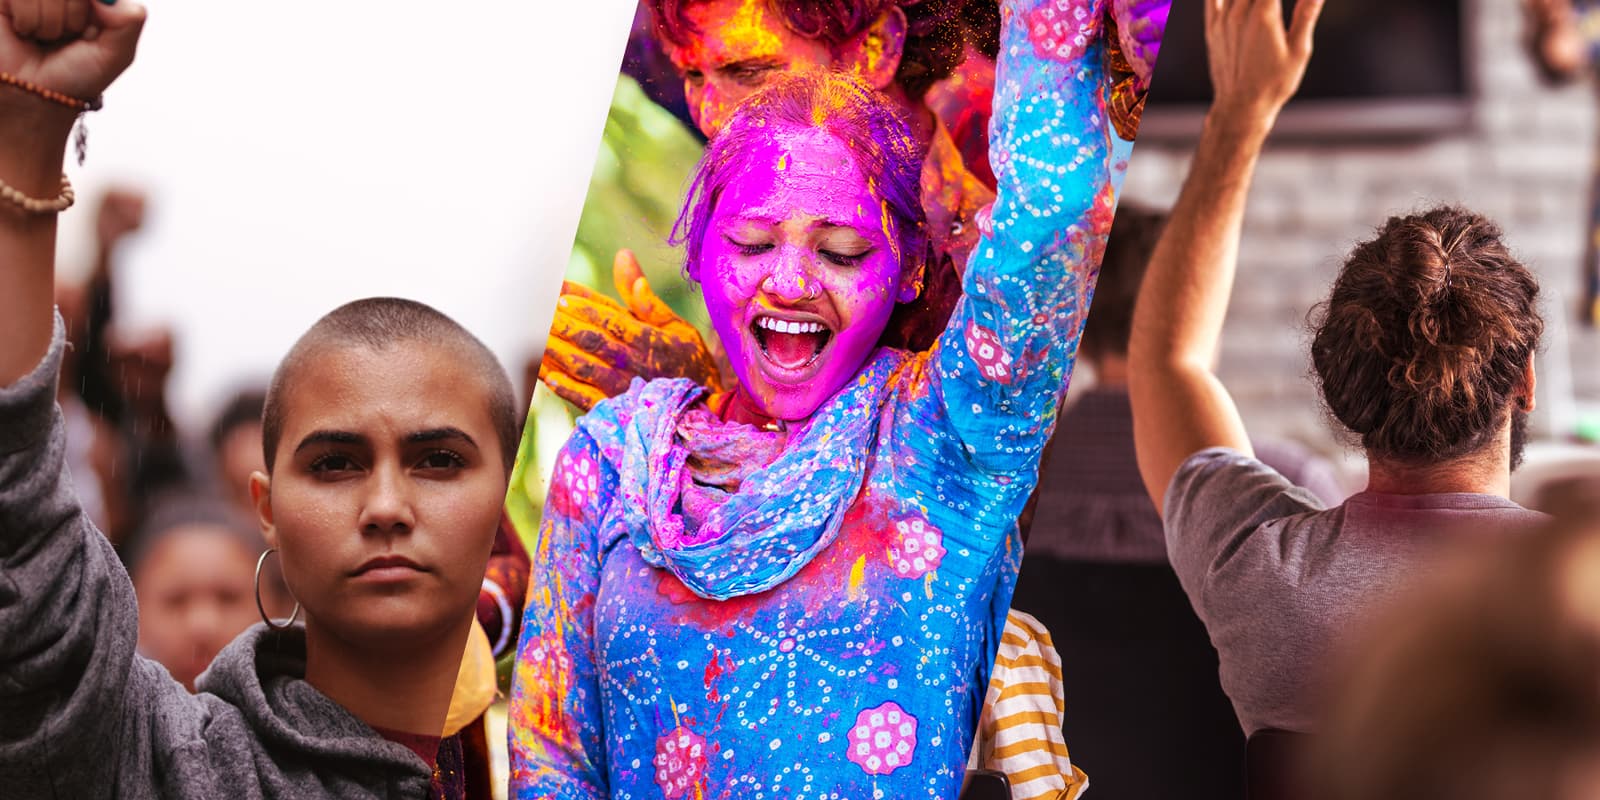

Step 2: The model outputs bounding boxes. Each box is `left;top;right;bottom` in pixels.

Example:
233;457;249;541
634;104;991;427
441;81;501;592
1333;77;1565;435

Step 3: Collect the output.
756;317;824;334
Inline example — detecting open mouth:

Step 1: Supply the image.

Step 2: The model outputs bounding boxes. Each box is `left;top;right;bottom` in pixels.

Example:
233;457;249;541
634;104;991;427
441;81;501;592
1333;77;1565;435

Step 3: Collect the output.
751;314;832;372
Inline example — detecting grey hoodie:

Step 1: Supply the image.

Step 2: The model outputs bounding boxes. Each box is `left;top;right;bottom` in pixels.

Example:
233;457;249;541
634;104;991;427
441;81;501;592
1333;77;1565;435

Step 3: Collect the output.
0;320;436;799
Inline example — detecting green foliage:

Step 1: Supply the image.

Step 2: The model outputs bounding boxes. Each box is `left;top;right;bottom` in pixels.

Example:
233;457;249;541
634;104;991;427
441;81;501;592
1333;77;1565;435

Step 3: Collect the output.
567;74;710;333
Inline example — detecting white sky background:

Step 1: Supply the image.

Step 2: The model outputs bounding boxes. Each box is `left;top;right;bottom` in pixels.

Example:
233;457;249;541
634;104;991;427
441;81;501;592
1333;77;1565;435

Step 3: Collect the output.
55;0;640;430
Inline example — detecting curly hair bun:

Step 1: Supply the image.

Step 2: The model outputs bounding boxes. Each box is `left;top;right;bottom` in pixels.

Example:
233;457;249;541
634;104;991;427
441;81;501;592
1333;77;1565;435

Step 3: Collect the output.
1310;206;1543;463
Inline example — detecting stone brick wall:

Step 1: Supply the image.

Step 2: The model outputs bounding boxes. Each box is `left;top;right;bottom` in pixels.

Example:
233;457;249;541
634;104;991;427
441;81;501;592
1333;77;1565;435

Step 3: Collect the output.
1119;0;1600;453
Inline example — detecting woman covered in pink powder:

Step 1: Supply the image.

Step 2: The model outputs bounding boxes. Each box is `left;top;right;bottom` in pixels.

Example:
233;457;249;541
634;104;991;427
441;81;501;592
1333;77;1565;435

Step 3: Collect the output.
507;0;1120;795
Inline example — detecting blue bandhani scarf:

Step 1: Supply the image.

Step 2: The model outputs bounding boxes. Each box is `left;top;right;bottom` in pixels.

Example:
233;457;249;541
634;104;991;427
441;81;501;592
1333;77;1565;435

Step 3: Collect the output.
610;349;910;600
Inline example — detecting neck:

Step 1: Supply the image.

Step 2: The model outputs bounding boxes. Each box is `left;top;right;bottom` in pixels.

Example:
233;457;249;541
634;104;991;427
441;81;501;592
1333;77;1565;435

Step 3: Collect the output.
302;615;470;737
1364;447;1511;497
720;388;790;436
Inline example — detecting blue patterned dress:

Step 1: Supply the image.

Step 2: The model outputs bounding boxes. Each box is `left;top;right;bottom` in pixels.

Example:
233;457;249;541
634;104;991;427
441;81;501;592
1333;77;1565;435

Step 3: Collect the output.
509;0;1119;796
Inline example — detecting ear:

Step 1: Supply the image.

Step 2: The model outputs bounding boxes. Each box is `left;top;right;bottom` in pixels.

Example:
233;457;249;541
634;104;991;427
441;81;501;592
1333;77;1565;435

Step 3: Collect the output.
249;470;279;549
1520;357;1538;413
841;7;908;92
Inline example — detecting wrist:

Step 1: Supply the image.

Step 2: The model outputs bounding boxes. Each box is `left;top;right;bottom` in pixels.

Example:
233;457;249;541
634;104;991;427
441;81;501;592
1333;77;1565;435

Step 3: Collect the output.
1202;102;1278;143
0;98;74;198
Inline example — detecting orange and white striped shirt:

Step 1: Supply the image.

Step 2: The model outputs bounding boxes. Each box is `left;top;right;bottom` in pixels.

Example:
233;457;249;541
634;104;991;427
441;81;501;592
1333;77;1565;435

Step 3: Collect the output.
968;610;1089;799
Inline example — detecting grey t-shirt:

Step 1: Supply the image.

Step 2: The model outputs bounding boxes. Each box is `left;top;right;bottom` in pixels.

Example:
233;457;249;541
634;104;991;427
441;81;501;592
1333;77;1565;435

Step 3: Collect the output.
1163;447;1547;735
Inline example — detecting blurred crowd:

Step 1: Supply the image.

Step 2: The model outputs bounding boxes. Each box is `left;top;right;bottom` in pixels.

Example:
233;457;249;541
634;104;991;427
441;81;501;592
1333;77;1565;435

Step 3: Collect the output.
53;188;290;690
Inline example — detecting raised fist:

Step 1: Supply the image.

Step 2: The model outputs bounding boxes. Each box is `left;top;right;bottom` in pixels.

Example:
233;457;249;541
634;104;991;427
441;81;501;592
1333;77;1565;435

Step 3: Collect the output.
0;0;146;114
96;187;146;248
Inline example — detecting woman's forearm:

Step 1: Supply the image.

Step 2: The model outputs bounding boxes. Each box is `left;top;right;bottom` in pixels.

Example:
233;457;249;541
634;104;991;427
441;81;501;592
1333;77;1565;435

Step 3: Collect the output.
928;0;1116;474
0;105;74;386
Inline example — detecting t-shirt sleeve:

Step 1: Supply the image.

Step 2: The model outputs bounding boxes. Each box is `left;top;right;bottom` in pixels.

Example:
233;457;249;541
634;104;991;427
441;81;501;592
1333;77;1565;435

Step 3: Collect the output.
1162;447;1327;609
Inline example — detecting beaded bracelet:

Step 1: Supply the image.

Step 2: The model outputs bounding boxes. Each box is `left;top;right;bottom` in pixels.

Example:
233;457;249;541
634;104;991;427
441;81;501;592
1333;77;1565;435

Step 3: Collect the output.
0;71;101;112
0;174;76;215
0;72;103;165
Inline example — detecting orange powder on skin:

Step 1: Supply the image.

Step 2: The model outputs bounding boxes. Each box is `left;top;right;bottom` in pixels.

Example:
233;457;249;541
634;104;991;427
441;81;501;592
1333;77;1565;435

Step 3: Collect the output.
671;0;787;69
725;0;785;59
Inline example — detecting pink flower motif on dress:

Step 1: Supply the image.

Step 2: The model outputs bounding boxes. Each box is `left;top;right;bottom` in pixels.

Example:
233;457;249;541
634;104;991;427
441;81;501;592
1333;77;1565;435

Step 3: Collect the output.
1027;0;1102;63
888;513;946;579
653;726;708;799
847;701;918;776
965;320;1015;384
550;451;599;517
564;452;598;504
523;631;574;686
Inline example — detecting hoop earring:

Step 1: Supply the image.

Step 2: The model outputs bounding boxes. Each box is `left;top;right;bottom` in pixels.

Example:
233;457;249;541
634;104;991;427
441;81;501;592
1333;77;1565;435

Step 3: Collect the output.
255;548;301;630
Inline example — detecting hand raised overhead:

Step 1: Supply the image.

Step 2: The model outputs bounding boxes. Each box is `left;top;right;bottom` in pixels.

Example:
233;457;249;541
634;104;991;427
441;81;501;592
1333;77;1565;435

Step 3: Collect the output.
1204;0;1322;130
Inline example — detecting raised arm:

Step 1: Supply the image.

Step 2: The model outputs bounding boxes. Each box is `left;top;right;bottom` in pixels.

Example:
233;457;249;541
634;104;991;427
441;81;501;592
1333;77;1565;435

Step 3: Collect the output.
1127;0;1320;515
507;424;615;799
925;0;1117;475
0;1;153;792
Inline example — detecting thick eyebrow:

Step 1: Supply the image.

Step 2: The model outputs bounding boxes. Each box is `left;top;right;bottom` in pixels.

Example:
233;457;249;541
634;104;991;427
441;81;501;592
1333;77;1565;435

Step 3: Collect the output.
293;428;480;455
714;56;787;76
294;430;366;455
407;427;480;450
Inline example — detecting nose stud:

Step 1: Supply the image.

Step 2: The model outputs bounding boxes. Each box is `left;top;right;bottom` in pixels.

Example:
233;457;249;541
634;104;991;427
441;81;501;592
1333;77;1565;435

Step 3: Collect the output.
761;273;822;301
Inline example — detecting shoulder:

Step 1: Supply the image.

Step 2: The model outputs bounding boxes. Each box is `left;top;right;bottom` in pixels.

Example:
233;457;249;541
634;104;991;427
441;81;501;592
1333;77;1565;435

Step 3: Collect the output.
1166;447;1324;521
1164;447;1330;588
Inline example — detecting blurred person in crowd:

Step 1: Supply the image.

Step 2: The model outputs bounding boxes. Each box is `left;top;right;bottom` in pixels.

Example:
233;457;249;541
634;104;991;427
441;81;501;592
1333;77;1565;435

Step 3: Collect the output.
127;495;274;691
0;4;517;796
1523;0;1600;324
1129;0;1549;743
207;388;268;519
59;182;198;551
54;276;134;542
1306;494;1600;800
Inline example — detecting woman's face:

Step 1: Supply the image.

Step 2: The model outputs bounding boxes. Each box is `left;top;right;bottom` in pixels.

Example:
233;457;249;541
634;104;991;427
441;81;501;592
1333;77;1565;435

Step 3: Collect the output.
696;125;913;421
252;342;506;651
133;526;259;690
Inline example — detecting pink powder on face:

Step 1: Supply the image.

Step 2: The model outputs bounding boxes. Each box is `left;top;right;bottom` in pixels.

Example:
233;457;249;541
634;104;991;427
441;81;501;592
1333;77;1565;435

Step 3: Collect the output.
698;125;908;422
